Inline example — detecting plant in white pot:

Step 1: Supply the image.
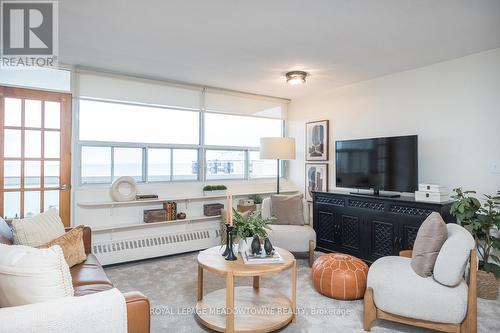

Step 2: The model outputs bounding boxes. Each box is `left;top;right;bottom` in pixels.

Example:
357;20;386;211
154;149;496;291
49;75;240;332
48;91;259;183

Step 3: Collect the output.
203;185;227;196
232;209;274;254
450;188;500;299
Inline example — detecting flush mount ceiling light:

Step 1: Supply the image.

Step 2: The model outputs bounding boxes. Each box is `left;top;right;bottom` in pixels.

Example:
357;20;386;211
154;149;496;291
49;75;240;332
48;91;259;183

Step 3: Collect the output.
286;71;308;85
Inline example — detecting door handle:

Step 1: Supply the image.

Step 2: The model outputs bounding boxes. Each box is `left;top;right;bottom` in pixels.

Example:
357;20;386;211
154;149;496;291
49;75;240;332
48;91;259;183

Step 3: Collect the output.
59;184;70;190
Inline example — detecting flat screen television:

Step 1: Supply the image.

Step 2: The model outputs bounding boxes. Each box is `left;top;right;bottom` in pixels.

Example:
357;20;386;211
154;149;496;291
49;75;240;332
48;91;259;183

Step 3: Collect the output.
335;135;418;195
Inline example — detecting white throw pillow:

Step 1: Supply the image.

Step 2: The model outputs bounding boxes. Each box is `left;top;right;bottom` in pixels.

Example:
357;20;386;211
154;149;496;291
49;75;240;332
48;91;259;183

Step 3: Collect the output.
12;209;65;247
0;217;13;245
0;244;74;307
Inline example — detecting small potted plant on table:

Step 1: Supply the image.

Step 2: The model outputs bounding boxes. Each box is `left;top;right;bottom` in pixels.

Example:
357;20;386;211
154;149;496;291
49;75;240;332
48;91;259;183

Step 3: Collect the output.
450;188;500;299
232;210;274;254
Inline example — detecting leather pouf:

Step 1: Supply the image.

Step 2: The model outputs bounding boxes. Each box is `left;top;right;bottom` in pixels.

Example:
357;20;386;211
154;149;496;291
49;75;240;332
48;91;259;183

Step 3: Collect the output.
311;253;369;300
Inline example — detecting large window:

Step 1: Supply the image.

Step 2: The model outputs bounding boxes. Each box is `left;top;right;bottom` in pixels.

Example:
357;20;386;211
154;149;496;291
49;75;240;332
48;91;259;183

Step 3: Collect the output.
77;95;285;184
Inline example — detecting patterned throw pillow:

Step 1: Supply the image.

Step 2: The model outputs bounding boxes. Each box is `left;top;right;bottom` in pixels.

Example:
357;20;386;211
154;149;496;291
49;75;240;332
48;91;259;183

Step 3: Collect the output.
37;225;87;267
12;209;65;247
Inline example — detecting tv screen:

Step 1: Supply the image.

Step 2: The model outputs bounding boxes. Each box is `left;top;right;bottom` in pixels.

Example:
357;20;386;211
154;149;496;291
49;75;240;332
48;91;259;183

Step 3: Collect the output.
335;135;418;193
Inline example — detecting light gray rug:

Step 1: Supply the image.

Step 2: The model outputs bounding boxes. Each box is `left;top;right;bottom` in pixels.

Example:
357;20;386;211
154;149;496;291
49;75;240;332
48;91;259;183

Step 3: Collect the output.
105;252;500;333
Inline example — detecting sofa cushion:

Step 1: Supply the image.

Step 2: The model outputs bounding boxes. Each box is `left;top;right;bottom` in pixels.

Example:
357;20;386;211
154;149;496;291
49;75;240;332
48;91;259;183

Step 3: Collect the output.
38;225;87;267
74;283;114;297
433;223;475;287
411;212;448;277
70;254;113;287
12;209;65;247
0;244;74;307
267;224;316;252
0;217;13;245
367;256;468;324
270;194;304;225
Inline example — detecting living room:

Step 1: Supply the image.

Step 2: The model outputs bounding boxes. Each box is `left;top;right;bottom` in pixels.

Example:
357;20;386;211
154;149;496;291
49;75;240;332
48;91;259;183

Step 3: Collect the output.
0;1;499;332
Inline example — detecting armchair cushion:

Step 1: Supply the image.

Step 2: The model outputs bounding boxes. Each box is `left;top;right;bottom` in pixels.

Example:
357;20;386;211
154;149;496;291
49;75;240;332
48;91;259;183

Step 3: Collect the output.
433;223;475;287
367;256;468;324
267;224;316;252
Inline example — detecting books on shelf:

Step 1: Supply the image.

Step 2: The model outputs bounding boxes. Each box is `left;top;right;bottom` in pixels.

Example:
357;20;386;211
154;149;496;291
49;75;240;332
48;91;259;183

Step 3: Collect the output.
242;250;284;264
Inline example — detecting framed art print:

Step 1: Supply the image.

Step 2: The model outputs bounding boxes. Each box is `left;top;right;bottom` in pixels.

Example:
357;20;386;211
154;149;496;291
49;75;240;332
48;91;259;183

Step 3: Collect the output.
306;120;329;161
305;163;328;201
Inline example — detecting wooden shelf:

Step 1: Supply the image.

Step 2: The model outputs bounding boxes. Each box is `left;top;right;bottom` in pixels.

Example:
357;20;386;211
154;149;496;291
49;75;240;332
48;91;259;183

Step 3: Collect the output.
92;215;221;233
78;189;298;208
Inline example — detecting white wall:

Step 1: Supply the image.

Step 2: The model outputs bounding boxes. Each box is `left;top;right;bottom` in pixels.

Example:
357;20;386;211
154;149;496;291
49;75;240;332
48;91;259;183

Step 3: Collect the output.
288;48;500;198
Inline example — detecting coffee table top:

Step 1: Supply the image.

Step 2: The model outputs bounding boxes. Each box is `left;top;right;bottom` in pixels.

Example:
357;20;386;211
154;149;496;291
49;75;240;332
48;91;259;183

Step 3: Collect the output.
198;246;295;276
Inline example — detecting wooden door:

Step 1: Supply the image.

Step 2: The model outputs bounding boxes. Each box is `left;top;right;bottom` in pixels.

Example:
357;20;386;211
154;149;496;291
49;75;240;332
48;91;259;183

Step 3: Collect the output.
0;86;72;226
314;203;340;251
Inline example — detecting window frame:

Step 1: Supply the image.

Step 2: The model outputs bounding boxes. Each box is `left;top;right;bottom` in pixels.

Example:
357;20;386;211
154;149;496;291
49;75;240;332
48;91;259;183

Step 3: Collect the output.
75;99;285;186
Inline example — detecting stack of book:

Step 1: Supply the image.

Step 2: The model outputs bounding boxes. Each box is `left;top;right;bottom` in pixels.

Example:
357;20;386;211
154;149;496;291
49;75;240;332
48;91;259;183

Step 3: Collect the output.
242;250;284;264
163;201;177;221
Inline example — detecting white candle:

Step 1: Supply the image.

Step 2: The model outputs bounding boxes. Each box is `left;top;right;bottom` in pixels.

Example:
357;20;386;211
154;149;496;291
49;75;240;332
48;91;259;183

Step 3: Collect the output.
228;194;233;225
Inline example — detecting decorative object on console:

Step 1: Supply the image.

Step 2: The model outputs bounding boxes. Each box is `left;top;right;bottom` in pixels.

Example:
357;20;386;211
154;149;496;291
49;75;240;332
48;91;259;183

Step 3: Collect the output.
305;163;328;202
415;183;449;202
312;253;368;300
135;194;159;200
163;201;177;221
306;120;329;161
176;212;187;220
203;184;227;196
450;187;500;299
260;137;296;194
110;176;137;202
143;209;166;223
251;235;261;255
204;203;224;217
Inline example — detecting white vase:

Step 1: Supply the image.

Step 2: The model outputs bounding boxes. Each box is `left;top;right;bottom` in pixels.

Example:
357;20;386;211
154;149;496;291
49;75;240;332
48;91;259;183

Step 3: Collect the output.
238;237;253;254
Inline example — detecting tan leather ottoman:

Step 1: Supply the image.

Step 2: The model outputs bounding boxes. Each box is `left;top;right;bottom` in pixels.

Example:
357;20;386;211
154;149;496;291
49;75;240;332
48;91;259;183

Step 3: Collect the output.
311;253;369;300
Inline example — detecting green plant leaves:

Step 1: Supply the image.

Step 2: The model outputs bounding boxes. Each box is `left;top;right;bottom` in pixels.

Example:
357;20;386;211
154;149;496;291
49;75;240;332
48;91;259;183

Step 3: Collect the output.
483;262;500;277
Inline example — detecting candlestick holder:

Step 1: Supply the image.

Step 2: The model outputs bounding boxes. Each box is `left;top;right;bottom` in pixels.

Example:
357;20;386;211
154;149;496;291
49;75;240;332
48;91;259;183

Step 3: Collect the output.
224;225;237;261
221;223;231;257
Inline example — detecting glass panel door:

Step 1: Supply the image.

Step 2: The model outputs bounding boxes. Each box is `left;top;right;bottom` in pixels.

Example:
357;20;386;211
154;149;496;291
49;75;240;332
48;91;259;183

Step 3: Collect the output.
0;86;72;226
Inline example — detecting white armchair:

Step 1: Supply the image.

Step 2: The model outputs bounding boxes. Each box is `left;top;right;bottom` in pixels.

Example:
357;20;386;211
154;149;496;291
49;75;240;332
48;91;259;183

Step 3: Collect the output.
364;223;477;333
261;197;316;267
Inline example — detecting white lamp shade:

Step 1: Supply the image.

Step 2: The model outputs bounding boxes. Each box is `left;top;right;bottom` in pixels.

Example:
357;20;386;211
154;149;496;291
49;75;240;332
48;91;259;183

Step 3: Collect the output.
260;137;296;160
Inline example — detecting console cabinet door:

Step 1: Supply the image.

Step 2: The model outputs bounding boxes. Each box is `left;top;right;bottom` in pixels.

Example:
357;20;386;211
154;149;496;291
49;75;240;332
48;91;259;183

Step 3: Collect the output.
336;210;363;258
366;216;397;262
314;204;339;250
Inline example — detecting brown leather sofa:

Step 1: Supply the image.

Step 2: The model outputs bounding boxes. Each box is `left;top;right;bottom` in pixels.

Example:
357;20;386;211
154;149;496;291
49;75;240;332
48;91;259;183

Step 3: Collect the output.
71;226;150;333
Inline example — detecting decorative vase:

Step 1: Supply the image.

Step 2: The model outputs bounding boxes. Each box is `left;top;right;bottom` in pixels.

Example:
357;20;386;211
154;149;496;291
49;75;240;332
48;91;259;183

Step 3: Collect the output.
255;203;262;212
238;237;253;254
251;235;261;255
477;270;499;300
264;238;274;255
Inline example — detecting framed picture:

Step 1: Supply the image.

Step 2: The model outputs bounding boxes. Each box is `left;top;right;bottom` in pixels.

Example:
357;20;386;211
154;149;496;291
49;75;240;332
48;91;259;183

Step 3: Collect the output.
305;163;328;202
306;120;329;161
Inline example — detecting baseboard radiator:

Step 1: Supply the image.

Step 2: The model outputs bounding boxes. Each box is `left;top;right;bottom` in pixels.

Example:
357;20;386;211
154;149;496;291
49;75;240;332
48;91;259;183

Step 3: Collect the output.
92;227;221;265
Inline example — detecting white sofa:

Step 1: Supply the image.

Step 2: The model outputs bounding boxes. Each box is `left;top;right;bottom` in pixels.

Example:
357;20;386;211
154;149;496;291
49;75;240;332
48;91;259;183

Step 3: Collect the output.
364;223;477;333
261;197;316;266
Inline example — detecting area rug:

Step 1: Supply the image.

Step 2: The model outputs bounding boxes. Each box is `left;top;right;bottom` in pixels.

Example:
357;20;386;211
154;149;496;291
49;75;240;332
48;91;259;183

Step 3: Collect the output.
105;252;500;332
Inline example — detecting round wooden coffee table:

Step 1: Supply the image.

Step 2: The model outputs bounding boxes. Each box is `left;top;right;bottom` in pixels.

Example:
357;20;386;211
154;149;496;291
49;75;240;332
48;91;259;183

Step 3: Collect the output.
196;246;296;333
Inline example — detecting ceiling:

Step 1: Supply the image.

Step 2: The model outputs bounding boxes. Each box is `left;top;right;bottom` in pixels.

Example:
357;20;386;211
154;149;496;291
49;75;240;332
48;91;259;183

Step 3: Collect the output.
59;0;500;100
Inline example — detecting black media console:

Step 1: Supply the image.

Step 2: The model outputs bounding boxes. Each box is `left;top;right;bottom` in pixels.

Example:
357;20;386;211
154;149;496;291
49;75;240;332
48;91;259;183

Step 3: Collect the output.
312;191;454;263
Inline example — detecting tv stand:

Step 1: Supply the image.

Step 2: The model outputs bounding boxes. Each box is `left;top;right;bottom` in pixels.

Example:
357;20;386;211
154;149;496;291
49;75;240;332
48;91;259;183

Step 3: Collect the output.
313;191;454;263
349;189;400;198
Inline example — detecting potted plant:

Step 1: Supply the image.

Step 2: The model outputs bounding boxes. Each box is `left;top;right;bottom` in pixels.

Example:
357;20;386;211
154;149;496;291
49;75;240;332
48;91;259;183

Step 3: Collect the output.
248;194;264;211
203;185;227;196
232;209;274;253
450;187;500;299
